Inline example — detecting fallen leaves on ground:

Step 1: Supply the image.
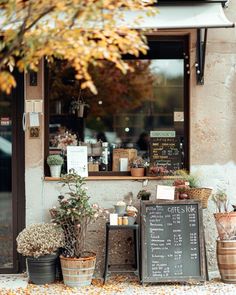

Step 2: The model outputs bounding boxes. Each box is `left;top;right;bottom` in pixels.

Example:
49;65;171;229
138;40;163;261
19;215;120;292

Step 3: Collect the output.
0;275;236;295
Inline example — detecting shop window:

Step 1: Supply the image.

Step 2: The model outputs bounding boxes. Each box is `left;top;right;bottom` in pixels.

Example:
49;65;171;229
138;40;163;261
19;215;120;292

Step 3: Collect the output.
45;37;189;176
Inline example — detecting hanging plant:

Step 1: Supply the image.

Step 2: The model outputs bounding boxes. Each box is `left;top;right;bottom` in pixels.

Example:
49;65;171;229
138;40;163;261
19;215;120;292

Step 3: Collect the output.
70;89;90;118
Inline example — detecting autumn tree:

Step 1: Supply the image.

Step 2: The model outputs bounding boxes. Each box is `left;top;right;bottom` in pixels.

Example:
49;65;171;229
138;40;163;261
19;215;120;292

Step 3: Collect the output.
0;0;156;94
48;59;155;116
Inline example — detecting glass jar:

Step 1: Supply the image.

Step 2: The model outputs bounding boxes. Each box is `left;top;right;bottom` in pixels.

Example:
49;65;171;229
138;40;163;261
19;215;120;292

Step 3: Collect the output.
122;216;128;225
118;217;123;225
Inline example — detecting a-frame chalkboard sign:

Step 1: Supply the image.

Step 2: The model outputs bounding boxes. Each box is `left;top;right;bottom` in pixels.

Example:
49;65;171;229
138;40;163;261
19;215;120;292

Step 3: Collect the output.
141;200;206;284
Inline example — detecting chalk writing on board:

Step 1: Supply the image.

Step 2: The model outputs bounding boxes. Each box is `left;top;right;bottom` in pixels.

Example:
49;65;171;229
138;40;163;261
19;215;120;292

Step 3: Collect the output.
141;201;206;283
149;137;182;171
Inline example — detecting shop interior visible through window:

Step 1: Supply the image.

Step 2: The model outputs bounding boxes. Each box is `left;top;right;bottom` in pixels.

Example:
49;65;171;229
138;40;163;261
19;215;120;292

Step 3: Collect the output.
46;38;189;177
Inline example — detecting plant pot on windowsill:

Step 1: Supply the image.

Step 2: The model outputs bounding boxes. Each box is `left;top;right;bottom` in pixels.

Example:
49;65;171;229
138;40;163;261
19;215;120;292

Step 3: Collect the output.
47;155;64;177
130;156;147;177
130;167;145;177
49;165;62;177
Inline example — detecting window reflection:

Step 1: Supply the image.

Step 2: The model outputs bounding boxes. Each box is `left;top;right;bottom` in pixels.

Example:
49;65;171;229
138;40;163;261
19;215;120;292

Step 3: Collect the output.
48;58;184;171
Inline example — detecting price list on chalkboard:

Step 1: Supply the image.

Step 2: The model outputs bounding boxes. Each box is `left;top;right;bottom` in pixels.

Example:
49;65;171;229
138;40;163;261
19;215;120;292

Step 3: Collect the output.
141;201;206;283
149;137;182;171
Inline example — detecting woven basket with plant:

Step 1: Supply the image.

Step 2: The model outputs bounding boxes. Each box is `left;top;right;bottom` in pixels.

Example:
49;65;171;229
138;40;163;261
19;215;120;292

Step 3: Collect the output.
173;170;212;208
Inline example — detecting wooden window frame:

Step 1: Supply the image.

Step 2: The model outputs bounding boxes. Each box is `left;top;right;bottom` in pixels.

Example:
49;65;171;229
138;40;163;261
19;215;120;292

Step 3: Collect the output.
44;35;190;178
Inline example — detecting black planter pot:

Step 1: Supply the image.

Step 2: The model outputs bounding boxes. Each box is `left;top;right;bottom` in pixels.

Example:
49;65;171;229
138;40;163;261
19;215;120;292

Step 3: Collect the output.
27;254;57;285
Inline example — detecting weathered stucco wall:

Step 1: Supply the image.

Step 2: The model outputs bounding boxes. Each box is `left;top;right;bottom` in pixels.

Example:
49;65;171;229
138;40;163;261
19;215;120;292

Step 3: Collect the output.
24;2;236;277
190;1;236;273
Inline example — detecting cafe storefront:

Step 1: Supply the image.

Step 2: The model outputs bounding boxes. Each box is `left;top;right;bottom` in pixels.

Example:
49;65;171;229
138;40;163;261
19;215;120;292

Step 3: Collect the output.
0;0;235;275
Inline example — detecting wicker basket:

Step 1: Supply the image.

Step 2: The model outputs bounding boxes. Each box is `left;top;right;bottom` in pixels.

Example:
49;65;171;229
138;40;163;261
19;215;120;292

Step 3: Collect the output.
186;188;212;209
175;187;212;208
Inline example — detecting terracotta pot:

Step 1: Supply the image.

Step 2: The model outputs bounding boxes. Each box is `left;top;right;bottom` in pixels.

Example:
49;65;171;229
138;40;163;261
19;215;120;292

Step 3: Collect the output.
214;212;236;240
130;168;145;177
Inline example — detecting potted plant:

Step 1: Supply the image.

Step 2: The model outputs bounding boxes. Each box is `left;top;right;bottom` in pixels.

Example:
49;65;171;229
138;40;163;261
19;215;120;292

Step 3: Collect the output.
49;169;101;288
16;223;64;285
71;98;90;118
114;201;127;216
212;188;236;240
47;154;64;177
137;189;151;201
212;189;236;283
130;156;147;177
173;169;212;208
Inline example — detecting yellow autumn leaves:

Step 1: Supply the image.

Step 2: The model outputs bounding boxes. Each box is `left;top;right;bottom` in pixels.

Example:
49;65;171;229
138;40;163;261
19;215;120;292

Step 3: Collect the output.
0;0;156;94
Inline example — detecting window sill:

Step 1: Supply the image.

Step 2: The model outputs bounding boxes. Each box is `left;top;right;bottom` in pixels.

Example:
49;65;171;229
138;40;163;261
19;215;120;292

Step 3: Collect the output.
44;176;178;181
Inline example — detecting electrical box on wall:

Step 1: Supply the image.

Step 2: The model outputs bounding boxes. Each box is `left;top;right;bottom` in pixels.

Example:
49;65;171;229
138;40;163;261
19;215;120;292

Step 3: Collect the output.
25;100;43;113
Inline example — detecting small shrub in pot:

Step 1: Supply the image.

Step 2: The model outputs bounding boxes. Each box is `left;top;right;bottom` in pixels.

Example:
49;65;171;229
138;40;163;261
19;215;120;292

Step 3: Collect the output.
47;154;64;177
16;223;64;284
130;156;147;177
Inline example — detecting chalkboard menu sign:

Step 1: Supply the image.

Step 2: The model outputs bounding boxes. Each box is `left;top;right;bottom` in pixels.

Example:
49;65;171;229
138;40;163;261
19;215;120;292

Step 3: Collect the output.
141;200;206;283
149;137;182;171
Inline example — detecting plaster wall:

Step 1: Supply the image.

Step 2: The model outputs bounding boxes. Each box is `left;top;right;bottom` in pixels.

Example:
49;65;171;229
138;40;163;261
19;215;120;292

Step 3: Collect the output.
24;2;236;276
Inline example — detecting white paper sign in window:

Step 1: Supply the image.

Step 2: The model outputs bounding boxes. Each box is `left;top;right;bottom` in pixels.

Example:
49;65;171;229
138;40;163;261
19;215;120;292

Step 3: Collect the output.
67;146;88;177
174;111;184;122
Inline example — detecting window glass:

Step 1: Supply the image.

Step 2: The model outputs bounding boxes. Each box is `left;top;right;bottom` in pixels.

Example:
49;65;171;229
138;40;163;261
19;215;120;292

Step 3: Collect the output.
0;92;13;268
47;43;186;174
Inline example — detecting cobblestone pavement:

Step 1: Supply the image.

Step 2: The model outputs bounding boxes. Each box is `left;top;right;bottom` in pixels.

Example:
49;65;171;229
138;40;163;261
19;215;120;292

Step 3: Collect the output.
0;275;235;295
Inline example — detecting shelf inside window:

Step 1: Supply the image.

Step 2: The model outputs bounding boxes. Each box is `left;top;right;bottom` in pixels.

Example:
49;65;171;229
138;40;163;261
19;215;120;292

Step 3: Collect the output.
44;175;178;181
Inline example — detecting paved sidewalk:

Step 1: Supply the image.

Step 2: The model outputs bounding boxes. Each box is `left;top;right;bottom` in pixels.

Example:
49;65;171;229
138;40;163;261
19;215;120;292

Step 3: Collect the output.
0;274;235;295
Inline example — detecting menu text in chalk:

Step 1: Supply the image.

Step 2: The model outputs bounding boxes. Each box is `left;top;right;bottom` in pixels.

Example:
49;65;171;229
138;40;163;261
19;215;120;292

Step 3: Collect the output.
141;200;206;283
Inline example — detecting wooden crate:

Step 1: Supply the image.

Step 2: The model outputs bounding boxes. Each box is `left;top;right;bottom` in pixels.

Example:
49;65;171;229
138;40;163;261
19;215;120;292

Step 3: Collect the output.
112;149;137;171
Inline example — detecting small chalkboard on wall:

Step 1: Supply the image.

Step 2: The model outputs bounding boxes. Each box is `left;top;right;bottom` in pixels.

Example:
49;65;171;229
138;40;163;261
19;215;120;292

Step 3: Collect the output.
141;200;206;284
148;131;182;174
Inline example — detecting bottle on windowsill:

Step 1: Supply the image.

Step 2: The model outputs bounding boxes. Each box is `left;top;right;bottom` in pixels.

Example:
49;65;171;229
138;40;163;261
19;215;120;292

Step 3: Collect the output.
99;142;109;171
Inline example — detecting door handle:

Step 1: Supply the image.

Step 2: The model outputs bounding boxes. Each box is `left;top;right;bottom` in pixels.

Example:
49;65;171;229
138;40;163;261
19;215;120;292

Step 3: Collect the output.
22;113;26;131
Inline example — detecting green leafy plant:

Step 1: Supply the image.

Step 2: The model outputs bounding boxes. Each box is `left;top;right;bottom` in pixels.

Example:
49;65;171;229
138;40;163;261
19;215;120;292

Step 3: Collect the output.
50;169;102;258
16;223;64;258
47;154;64;166
174;169;200;188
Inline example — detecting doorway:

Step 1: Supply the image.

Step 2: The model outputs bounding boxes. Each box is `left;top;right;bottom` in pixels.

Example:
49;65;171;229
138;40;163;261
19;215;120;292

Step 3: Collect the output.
0;72;25;273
